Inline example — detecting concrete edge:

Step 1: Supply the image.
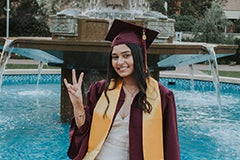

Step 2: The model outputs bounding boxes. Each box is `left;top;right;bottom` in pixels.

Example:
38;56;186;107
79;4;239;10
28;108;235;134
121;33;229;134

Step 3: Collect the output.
4;69;61;75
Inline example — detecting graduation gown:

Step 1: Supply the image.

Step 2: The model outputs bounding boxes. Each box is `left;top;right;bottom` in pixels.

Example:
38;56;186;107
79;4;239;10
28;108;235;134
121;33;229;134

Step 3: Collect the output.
67;80;180;160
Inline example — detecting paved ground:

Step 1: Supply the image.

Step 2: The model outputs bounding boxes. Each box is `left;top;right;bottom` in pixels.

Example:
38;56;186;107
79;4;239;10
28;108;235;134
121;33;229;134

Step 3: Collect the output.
161;64;240;75
160;64;240;84
8;59;42;64
5;59;61;75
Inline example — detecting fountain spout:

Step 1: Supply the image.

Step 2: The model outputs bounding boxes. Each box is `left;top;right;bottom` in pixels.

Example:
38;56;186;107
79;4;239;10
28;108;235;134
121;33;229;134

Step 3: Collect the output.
0;39;13;89
204;44;221;107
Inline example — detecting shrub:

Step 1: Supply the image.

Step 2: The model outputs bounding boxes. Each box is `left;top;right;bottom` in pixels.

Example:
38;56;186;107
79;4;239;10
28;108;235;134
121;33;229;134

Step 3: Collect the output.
171;14;197;32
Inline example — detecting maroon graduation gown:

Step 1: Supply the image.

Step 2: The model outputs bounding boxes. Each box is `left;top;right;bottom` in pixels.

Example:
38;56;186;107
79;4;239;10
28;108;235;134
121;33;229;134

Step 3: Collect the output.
67;80;180;160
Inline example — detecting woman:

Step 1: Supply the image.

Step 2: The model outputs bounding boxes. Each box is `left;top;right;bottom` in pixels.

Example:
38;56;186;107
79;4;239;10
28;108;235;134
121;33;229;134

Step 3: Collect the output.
64;19;180;160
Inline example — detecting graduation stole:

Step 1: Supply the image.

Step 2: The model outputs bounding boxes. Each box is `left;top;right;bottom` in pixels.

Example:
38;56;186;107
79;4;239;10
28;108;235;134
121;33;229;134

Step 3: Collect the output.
83;77;164;160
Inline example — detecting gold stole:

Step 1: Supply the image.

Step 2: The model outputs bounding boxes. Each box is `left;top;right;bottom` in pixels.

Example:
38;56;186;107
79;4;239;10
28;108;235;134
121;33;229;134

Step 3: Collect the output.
83;77;164;160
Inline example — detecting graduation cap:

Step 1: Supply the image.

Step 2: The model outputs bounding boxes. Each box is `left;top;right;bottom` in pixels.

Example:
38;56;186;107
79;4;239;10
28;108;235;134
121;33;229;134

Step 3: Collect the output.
105;19;159;71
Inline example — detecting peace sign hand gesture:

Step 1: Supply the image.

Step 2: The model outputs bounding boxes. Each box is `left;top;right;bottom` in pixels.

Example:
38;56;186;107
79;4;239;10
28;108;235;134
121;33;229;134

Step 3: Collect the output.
64;69;85;127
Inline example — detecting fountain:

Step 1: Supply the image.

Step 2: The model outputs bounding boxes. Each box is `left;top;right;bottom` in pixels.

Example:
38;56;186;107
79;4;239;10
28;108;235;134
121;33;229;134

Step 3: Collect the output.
0;39;12;89
0;0;238;122
0;1;239;159
1;74;239;159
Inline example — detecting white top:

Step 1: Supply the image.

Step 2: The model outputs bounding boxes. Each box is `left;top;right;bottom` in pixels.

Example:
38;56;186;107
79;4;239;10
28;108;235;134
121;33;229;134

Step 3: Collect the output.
95;113;130;160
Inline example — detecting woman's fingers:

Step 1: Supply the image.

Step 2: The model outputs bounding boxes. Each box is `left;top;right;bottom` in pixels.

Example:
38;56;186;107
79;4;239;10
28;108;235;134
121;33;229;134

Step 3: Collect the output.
78;72;84;86
72;69;77;85
64;70;84;106
65;69;84;89
64;70;84;95
63;78;69;88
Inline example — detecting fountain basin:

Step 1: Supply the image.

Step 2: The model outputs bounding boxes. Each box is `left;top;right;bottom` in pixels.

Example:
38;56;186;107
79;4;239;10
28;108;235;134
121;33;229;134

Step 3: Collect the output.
0;74;239;159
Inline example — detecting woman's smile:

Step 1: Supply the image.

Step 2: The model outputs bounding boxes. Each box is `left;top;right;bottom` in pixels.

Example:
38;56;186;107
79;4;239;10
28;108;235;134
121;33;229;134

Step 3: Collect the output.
112;44;134;78
118;66;129;71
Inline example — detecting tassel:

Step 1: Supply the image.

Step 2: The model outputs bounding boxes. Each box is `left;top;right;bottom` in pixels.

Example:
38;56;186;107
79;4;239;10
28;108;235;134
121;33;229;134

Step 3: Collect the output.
142;28;148;72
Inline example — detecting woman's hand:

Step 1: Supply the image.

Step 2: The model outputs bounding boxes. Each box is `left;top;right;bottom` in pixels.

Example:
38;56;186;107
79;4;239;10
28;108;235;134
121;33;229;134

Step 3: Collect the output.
64;69;84;108
64;69;85;127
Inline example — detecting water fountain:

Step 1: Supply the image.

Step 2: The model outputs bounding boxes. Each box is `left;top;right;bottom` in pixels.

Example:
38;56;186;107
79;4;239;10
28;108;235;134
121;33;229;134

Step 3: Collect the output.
0;0;238;122
0;1;239;159
1;74;239;159
0;39;12;89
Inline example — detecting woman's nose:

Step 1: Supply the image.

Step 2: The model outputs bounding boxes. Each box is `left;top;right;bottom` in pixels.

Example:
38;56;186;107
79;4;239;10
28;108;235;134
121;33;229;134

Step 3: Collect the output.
117;57;124;64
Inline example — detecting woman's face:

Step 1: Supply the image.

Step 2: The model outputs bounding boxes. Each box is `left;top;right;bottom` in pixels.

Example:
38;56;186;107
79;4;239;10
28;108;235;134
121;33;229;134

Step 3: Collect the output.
111;44;134;78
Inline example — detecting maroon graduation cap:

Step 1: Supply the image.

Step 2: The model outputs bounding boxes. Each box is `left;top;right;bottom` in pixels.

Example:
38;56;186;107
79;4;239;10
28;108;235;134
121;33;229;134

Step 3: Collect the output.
105;19;159;71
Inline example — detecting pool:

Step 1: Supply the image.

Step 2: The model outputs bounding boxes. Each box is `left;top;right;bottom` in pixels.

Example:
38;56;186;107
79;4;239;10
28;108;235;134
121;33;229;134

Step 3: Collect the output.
160;78;240;160
0;74;239;159
0;75;69;159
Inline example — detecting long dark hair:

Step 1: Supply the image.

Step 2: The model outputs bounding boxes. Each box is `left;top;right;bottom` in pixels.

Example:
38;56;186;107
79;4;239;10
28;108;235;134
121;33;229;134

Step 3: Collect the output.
103;43;152;116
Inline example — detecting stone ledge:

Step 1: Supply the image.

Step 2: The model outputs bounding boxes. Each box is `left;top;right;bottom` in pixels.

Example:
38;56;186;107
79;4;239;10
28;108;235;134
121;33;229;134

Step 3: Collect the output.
4;69;61;75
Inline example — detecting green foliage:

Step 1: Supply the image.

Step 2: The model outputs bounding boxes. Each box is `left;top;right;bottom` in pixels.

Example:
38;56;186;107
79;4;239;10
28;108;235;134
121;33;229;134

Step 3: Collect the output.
148;0;227;34
180;0;227;18
0;0;50;37
181;0;213;18
201;70;240;78
148;0;175;15
179;1;238;65
148;0;166;14
13;0;39;17
235;20;240;33
171;14;197;32
148;0;227;18
0;19;5;36
192;2;232;44
10;17;50;36
0;1;6;15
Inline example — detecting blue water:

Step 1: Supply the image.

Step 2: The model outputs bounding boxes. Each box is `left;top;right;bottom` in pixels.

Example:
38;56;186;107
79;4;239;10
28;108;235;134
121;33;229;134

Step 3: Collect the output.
161;78;240;160
0;75;69;160
0;75;240;160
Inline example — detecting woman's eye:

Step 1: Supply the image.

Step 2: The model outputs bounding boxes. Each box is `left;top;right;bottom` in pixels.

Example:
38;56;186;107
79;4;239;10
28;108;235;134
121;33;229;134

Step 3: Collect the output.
123;54;131;58
112;56;118;60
